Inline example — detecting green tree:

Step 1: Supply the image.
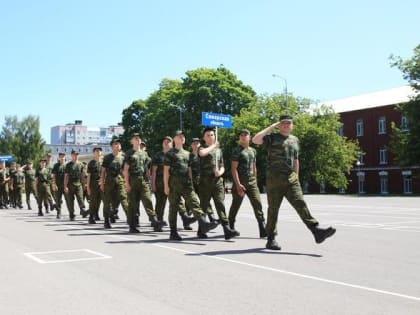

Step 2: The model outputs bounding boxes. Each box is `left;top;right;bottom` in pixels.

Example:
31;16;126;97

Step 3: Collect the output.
0;115;45;164
389;44;420;166
120;67;257;157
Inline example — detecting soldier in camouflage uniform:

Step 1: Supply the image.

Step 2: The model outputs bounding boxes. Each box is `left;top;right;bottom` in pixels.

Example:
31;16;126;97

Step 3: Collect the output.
123;133;163;233
8;162;17;207
45;153;56;211
87;147;103;224
64;150;88;221
228;129;267;238
100;136;128;229
10;163;25;209
151;136;173;224
198;127;237;240
24;161;37;210
252;115;336;250
163;130;218;240
52;152;67;219
35;159;51;215
0;161;10;209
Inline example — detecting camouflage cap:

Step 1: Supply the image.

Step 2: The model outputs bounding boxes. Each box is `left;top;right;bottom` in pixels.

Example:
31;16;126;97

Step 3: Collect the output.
110;136;121;145
58;152;66;156
71;150;79;155
162;136;172;142
191;137;200;143
93;147;102;152
238;129;250;135
279;114;293;122
173;130;185;137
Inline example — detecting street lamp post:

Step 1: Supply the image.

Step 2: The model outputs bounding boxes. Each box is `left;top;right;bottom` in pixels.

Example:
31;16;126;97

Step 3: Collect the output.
169;104;185;130
272;74;288;110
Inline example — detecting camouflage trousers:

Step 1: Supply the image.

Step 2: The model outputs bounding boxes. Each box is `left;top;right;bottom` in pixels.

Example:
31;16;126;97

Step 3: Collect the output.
265;171;318;236
199;176;228;225
168;176;204;228
228;175;265;224
127;175;156;227
103;175;128;220
67;182;85;216
25;182;38;207
54;186;68;212
88;181;103;217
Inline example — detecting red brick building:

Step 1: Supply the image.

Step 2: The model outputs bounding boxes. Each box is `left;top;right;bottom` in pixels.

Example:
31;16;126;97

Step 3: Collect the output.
325;86;419;195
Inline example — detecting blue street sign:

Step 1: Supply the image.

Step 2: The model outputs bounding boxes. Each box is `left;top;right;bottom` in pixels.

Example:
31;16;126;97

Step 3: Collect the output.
0;155;13;162
201;112;232;128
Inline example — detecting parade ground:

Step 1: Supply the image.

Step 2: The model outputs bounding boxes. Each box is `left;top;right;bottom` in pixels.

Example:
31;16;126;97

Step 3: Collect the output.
0;194;419;315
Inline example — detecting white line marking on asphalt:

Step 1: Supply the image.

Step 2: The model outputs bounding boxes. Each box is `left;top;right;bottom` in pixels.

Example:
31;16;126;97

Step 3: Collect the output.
23;248;112;264
152;243;420;303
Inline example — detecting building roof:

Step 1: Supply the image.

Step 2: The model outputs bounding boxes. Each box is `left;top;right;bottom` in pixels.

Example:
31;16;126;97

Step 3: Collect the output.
322;85;417;113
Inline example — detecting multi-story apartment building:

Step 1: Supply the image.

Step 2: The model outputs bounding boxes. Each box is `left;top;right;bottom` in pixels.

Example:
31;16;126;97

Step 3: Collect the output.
50;120;124;145
324;85;419;195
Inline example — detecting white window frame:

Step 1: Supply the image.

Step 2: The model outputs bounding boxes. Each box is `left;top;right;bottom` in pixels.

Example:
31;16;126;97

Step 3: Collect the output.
380;174;388;194
379;147;388;164
378;116;386;134
403;176;412;194
356;119;364;137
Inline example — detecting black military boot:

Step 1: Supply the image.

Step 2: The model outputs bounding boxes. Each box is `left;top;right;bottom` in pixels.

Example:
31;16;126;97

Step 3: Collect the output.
197;226;208;238
181;213;196;230
56;209;61;219
129;225;140;233
38;208;44;216
170;228;182;241
309;224;336;244
222;223;238;240
94;212;101;221
266;236;281;250
208;213;220;224
198;215;219;234
258;220;267;238
80;207;89;218
27;202;32;210
45;205;49;214
150;216;164;232
229;222;241;237
88;214;96;224
104;218;111;229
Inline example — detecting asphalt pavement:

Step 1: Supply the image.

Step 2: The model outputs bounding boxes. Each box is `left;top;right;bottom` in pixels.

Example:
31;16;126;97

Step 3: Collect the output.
1;194;419;315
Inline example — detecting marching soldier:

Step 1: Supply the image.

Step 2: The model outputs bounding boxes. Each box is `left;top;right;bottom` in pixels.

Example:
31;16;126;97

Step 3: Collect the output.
87;147;103;224
52;152;67;219
252;115;336;250
228;129;267;238
24;161;37;210
64;150;88;220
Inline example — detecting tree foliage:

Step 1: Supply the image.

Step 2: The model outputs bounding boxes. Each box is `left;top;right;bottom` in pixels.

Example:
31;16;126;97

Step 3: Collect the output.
120;66;257;156
389;44;420;166
0;115;46;164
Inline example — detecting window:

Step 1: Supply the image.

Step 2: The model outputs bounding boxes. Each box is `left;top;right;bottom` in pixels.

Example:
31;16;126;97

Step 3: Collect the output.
402;170;412;194
378;116;386;134
357;172;365;194
380;175;388;194
379;146;388;164
403;176;412;194
356;119;364;136
320;180;326;193
358;149;365;165
337;125;344;136
401;115;409;131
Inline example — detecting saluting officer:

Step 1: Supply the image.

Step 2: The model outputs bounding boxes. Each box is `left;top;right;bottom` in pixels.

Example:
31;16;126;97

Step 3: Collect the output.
252;115;336;250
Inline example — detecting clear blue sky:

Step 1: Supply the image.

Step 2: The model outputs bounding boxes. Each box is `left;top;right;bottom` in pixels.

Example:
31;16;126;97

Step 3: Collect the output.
1;0;419;142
